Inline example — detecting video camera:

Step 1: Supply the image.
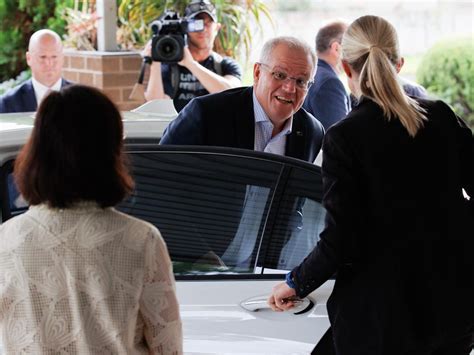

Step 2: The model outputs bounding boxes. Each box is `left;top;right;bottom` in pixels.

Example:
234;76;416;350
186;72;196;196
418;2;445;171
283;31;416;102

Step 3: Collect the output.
150;11;204;63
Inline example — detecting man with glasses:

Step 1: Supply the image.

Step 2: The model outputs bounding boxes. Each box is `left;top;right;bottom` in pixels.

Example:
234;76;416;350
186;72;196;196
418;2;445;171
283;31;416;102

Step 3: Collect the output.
0;29;71;113
160;36;324;163
303;21;351;130
144;0;242;112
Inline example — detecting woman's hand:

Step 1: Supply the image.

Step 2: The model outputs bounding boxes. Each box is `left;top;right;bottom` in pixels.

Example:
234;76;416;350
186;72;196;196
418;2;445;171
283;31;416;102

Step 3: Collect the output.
267;282;297;312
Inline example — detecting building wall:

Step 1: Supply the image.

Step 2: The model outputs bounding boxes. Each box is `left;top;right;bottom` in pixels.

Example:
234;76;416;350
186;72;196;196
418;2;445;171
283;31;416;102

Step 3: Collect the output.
62;50;147;111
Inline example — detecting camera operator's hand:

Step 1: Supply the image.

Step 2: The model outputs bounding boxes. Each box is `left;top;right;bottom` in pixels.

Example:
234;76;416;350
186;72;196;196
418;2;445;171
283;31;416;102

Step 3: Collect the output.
141;40;153;59
178;46;196;68
143;40;171;101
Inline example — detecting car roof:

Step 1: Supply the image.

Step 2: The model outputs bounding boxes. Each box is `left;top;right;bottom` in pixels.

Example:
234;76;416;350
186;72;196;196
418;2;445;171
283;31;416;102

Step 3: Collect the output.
0;111;174;165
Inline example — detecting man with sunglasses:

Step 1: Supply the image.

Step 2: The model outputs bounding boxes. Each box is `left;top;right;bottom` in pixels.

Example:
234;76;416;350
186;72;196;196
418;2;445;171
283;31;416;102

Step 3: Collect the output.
144;0;242;112
160;36;324;164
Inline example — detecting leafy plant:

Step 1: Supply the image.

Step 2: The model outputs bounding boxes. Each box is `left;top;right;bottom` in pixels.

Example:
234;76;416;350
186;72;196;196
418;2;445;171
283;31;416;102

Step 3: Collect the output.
0;0;273;83
62;0;99;50
417;37;474;129
0;70;31;95
117;0;164;50
0;0;68;82
117;0;274;62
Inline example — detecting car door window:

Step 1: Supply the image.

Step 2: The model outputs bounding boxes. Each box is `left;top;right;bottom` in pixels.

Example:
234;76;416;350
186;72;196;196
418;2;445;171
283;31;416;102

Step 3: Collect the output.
118;150;285;276
1;147;325;279
0;160;28;221
261;166;325;272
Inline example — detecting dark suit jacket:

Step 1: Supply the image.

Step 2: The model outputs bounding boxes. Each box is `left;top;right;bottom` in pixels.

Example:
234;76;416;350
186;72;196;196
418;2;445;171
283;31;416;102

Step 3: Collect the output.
0;78;71;113
293;97;474;354
160;86;325;163
303;59;350;130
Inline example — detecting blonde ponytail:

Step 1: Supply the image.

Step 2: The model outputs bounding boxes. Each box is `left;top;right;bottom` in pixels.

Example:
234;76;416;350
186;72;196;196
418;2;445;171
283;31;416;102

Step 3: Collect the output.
343;16;426;137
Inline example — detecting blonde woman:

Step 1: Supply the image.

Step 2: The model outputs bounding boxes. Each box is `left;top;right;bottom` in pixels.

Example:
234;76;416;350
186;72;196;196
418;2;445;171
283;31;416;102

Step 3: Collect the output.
269;15;473;355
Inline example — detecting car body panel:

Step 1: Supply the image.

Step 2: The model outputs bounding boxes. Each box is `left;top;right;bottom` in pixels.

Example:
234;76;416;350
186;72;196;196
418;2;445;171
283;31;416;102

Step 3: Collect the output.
0;112;332;354
178;280;333;354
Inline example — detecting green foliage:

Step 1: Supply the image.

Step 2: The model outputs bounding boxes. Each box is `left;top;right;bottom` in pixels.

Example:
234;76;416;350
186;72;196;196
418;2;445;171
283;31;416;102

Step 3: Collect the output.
62;1;99;51
0;0;68;82
0;70;31;95
417;37;474;129
117;0;274;62
274;0;312;12
0;0;273;81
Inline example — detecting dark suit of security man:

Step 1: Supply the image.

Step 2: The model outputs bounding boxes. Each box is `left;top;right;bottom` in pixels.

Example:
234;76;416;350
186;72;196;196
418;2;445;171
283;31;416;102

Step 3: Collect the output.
0;29;70;113
0;78;71;113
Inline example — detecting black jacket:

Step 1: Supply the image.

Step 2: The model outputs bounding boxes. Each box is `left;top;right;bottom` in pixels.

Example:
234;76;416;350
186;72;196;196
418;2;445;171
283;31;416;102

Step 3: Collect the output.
0;78;72;113
160;86;325;163
293;97;474;354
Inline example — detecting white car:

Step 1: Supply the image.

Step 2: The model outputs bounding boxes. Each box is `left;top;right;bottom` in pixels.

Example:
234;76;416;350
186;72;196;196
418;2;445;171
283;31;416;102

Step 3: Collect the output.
0;112;333;354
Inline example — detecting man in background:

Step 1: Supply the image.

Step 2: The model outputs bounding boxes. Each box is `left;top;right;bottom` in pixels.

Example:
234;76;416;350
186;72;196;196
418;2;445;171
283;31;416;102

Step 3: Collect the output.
0;29;70;113
303;20;350;131
144;0;242;112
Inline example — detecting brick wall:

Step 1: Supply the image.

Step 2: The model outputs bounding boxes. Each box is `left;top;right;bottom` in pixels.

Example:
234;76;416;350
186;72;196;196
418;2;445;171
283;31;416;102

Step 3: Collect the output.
62;50;147;111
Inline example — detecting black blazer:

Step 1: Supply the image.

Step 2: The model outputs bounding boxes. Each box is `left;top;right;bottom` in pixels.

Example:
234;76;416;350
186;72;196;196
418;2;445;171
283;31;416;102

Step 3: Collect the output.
293;97;474;354
0;78;72;113
159;86;325;163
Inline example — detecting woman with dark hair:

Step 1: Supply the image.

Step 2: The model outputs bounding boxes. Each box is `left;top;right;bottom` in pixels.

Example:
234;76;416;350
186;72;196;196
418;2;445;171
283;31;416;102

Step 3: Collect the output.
268;15;473;355
0;85;183;354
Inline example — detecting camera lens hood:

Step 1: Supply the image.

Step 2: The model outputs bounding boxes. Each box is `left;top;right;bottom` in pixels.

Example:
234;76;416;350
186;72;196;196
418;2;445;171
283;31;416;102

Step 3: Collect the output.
152;34;185;62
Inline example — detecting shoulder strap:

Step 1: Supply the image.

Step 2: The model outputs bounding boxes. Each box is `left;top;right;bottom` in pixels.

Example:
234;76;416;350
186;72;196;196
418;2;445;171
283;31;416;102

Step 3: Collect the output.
211;52;223;76
170;64;180;99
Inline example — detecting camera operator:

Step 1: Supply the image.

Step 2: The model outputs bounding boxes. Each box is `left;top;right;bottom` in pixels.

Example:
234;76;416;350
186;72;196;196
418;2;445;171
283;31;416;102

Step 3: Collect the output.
144;0;242;112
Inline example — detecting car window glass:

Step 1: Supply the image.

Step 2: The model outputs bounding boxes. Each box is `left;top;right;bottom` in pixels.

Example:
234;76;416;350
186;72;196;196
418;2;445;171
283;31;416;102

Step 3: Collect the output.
261;166;325;272
118;151;284;276
0;161;28;221
0;150;324;278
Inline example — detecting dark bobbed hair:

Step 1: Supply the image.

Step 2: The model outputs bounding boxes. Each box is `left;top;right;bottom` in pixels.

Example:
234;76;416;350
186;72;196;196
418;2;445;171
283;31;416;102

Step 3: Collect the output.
14;84;134;208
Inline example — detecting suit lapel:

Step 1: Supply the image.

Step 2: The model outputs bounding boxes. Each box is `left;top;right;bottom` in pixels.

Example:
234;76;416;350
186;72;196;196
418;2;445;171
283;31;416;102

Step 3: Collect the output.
61;78;71;88
286;111;306;160
235;87;255;150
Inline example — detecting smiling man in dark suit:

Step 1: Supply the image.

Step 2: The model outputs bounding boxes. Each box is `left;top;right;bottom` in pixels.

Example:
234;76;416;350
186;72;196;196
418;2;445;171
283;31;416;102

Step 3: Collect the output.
0;29;71;113
160;36;324;163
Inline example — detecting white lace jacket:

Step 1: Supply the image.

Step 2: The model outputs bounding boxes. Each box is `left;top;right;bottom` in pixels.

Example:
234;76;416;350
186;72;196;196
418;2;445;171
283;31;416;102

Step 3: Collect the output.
0;203;183;354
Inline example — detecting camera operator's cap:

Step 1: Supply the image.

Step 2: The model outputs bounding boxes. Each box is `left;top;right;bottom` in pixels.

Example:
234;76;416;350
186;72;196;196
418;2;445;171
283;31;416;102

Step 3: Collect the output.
185;0;217;22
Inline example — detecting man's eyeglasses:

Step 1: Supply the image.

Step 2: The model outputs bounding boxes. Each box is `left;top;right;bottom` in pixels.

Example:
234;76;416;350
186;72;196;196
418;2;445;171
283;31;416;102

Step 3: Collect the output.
258;63;313;90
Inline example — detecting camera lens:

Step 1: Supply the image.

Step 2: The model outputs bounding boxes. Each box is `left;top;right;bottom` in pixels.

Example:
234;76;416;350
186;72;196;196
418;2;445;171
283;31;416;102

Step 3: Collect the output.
158;37;179;59
153;35;184;62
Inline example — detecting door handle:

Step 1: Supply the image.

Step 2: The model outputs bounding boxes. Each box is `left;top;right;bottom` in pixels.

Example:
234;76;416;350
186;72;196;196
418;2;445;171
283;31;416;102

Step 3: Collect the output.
240;295;314;314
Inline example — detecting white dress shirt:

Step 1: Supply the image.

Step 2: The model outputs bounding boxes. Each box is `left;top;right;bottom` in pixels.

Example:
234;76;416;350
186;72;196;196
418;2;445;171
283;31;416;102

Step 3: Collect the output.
252;91;293;156
31;77;62;107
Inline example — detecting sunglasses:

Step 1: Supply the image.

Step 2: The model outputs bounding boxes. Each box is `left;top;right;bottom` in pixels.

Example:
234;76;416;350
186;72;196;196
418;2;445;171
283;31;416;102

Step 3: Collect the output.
186;0;216;14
